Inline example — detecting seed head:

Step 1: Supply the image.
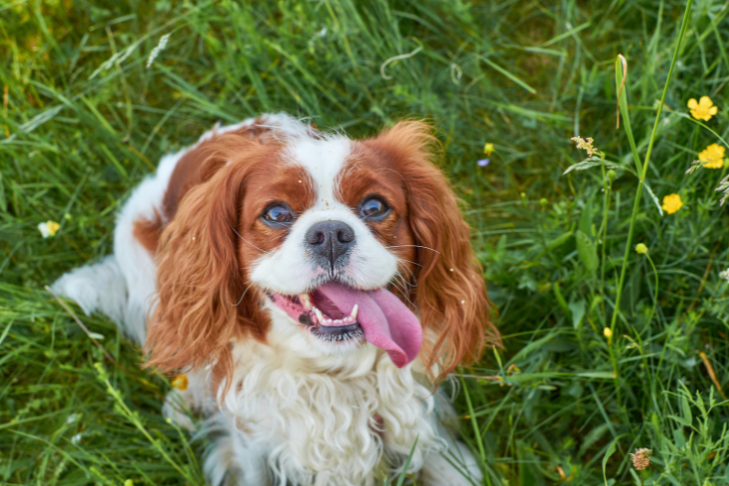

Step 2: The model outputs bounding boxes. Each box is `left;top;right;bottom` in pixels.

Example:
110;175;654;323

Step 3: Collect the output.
630;448;652;471
571;136;599;157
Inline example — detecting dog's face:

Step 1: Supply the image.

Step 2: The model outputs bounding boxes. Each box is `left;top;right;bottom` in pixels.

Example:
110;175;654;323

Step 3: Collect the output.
146;116;498;381
249;137;408;295
243;136;423;364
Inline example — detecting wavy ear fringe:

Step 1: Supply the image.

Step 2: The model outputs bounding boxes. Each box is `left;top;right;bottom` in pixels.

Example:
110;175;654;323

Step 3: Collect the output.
143;138;274;384
366;121;501;382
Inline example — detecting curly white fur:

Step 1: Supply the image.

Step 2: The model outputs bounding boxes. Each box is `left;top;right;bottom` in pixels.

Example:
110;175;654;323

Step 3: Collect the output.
205;339;439;486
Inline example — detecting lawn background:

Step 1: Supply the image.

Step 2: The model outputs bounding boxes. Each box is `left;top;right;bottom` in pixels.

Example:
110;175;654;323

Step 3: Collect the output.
2;0;729;484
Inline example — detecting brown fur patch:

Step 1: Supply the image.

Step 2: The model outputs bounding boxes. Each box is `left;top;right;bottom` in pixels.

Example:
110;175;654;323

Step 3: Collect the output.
144;127;318;390
239;164;316;260
161;117;285;221
133;118;290;255
359;121;501;382
336;145;417;291
132;210;162;254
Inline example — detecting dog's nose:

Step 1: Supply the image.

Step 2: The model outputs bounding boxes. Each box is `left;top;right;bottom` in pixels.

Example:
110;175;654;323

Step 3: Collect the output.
305;220;355;266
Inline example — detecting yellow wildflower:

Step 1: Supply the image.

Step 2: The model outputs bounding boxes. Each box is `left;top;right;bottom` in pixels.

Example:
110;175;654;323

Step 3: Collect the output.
603;327;613;339
38;220;60;238
662;194;683;215
483;142;495;156
635;243;648;254
171;374;188;391
699;143;725;169
687;96;718;121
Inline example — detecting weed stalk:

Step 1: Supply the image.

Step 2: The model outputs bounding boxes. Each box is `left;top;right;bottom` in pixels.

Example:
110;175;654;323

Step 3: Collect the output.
607;0;693;404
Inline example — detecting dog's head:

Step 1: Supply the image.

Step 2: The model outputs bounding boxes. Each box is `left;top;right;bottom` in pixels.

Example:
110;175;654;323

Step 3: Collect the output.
145;115;499;382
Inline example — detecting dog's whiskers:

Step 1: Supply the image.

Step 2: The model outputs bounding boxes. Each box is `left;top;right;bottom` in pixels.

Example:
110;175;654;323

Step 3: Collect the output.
234;281;256;306
390;271;417;307
228;223;272;254
386;245;441;254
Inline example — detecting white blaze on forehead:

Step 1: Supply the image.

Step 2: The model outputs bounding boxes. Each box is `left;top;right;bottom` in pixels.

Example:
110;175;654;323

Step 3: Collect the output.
249;133;400;295
286;136;351;209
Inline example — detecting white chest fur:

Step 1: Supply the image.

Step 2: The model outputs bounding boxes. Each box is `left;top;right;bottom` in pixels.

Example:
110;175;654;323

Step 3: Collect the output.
216;340;441;486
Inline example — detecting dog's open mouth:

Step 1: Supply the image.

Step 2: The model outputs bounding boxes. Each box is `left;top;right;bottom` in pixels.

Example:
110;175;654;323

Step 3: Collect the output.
272;289;364;342
268;282;423;368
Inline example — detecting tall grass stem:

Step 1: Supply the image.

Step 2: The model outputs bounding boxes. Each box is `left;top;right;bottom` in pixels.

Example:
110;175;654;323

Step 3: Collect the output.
608;0;693;337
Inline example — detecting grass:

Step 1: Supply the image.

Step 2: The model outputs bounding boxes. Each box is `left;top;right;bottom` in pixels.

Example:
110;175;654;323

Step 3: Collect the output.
2;0;729;484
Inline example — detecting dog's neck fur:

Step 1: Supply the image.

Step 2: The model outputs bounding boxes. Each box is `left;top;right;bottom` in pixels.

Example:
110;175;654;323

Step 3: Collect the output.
215;315;442;486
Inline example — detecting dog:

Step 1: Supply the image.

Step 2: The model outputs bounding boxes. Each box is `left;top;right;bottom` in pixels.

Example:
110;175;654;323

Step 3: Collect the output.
53;113;499;486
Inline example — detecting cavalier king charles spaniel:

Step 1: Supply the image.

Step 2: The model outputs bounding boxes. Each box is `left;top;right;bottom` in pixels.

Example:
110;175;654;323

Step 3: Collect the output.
53;114;499;486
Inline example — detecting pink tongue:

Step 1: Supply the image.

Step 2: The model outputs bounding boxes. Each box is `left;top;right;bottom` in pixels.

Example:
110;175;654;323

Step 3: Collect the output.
317;283;422;368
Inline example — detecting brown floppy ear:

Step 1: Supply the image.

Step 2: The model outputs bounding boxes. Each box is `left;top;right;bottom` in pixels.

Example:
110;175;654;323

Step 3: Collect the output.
144;139;272;379
366;121;500;382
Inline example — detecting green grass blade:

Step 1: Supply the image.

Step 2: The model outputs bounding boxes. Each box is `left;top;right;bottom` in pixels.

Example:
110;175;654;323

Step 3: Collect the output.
615;55;642;175
395;434;419;486
481;57;536;95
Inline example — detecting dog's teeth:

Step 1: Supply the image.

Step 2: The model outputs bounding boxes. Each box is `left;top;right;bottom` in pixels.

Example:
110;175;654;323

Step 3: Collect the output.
300;294;312;309
350;304;358;321
313;307;325;323
334;319;342;325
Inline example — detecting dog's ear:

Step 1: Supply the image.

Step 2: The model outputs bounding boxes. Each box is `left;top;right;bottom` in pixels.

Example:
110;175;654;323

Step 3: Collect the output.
366;121;500;381
144;138;272;379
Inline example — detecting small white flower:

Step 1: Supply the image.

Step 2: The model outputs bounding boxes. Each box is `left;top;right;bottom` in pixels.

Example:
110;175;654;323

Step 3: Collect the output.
38;220;60;238
720;268;729;282
308;27;328;49
71;433;82;445
66;413;79;425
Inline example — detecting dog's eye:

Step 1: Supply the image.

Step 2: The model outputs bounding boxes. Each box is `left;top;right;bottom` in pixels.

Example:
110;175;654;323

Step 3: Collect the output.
263;204;293;224
359;197;388;219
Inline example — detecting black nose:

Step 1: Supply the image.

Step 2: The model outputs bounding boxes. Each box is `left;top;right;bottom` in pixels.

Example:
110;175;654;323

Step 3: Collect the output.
305;220;355;267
